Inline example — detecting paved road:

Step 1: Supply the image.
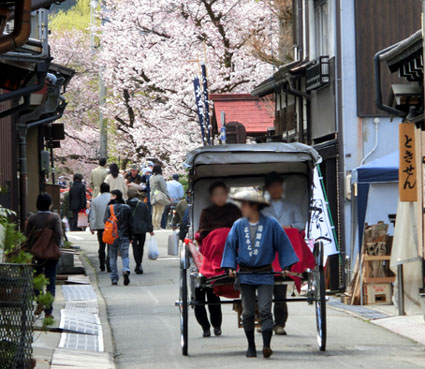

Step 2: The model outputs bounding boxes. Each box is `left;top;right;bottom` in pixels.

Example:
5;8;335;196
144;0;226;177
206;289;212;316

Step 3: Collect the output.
72;231;425;369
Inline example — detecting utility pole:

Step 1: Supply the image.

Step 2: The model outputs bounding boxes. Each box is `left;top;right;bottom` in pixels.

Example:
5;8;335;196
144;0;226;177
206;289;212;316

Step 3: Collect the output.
90;0;107;159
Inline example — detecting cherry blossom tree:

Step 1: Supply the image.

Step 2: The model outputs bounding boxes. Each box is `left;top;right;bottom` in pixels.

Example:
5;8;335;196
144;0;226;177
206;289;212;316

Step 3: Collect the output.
49;29;100;177
99;0;279;171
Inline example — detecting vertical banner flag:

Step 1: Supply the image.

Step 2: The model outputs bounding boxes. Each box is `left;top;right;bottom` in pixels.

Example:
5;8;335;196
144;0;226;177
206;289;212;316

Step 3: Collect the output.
220;111;226;144
399;123;417;202
201;63;211;145
308;166;339;263
193;77;206;145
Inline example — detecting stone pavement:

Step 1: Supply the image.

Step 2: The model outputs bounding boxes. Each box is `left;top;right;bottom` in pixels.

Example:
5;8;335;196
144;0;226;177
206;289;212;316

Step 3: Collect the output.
328;298;425;346
75;230;425;369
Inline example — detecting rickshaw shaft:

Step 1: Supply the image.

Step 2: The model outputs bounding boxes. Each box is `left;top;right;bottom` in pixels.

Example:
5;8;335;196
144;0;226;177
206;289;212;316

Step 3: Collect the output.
189;297;309;306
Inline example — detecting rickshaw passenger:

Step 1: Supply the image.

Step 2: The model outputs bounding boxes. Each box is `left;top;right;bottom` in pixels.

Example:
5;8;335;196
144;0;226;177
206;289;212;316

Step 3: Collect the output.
262;171;305;336
196;182;242;338
221;189;298;359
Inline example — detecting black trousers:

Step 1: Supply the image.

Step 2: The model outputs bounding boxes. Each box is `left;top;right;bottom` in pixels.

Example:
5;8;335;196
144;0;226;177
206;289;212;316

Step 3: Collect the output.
274;284;288;327
34;259;58;314
194;287;222;330
70;210;79;231
97;230;110;270
132;233;146;266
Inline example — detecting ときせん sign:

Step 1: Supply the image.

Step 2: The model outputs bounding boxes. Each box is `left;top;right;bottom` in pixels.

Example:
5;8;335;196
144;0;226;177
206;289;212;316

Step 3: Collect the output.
399;123;417;202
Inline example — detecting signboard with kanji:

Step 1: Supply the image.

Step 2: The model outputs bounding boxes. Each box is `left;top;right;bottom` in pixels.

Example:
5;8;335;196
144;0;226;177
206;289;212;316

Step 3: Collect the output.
399;123;417;202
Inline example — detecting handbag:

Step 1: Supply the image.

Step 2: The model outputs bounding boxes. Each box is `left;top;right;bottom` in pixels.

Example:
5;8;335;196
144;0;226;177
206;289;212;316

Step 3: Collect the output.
153;190;171;206
30;215;61;260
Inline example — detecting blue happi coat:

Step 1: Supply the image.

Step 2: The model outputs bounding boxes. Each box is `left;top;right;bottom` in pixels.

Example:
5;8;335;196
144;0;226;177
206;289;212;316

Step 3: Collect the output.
221;215;299;285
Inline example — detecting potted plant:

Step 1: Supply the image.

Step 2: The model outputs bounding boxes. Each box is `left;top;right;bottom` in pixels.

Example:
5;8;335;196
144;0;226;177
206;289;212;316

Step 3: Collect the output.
0;204;54;369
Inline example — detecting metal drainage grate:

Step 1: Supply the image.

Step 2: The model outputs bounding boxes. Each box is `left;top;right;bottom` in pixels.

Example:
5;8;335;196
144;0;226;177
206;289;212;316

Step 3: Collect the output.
59;310;101;336
64;301;99;314
62;285;97;301
59;332;104;352
328;299;390;320
66;275;90;285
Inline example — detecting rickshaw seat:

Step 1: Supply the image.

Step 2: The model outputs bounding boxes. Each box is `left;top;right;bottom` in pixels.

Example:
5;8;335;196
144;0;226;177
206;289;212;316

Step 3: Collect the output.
273;228;316;292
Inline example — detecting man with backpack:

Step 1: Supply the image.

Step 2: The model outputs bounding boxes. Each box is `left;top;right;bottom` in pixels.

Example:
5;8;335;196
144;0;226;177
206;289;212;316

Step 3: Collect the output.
127;187;154;274
103;190;133;286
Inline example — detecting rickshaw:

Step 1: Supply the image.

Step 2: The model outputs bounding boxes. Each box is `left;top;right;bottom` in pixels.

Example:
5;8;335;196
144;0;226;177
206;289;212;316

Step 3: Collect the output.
176;142;327;356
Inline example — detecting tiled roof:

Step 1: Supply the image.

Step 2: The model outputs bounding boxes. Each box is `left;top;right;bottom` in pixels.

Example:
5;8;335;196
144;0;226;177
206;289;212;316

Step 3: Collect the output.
210;93;274;134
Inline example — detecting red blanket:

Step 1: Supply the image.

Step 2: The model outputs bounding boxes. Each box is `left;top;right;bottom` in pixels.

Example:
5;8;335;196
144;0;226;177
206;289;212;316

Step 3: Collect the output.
272;228;316;292
199;228;231;278
190;227;315;297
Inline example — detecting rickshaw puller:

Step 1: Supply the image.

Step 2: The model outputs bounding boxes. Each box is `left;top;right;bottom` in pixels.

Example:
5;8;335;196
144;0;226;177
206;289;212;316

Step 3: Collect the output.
221;190;299;359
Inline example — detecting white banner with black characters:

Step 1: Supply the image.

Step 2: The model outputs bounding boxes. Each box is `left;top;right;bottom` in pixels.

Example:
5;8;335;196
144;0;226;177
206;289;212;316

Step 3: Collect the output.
308;167;339;262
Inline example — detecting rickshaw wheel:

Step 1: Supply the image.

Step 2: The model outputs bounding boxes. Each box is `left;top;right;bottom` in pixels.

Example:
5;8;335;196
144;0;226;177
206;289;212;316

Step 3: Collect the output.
180;267;188;356
313;241;327;351
314;265;327;351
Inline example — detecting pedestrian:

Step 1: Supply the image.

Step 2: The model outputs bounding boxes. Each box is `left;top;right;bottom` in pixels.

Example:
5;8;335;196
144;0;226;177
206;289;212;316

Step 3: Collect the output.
172;192;189;231
161;174;184;229
141;166;153;213
89;182;111;272
150;164;170;230
261;172;305;335
105;163;128;200
125;164;143;189
221;189;298;359
25;193;63;318
90;158;108;198
195;182;242;337
127;187;154;274
68;173;87;231
104;190;133;286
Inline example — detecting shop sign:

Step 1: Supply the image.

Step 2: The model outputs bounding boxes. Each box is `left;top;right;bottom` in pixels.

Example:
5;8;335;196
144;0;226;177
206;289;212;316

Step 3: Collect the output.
399;123;417;202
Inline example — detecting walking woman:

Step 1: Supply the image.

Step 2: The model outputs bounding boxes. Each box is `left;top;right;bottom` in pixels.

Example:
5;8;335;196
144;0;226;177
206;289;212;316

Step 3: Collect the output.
221;189;298;359
105;163;127;200
150;164;170;230
127;187;154;274
25;193;63;318
195;181;242;337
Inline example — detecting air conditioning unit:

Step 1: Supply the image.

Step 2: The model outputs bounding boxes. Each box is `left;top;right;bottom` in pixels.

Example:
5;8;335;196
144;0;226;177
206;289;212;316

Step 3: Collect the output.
306;56;330;92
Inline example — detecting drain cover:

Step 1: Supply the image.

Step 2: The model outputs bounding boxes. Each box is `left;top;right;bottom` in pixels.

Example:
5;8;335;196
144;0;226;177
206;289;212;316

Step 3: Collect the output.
328;299;390;320
64;301;99;314
59;332;104;352
62;285;97;301
59;310;101;335
66;275;90;285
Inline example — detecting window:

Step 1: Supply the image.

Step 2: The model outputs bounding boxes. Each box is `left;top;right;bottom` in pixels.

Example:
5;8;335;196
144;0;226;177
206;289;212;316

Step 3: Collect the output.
314;0;328;56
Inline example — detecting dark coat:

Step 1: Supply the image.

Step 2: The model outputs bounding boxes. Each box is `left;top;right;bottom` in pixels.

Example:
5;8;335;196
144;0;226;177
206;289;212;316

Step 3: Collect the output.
25;212;63;246
103;202;133;239
127;197;153;234
124;172;143;185
198;203;242;241
69;180;87;211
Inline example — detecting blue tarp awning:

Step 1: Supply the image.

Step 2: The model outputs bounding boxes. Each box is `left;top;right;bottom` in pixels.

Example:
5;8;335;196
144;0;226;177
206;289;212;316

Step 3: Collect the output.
354;151;399;184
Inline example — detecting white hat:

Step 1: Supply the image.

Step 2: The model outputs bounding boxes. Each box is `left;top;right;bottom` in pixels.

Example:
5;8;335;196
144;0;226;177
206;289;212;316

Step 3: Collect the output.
231;189;269;205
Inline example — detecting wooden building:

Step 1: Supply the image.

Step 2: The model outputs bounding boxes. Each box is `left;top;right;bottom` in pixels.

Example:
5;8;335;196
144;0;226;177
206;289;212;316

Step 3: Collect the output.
252;0;421;289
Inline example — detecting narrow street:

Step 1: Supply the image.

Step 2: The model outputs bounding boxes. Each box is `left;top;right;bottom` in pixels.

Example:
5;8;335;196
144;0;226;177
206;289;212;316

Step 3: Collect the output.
71;231;425;369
